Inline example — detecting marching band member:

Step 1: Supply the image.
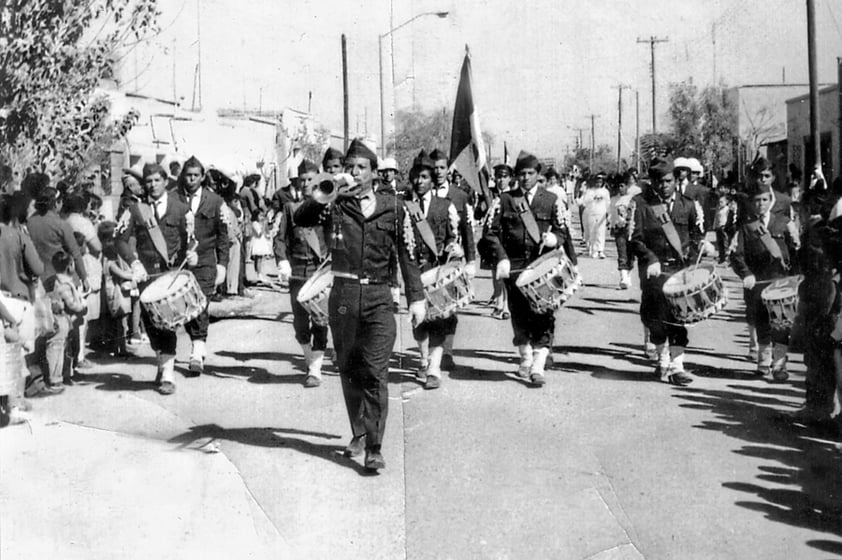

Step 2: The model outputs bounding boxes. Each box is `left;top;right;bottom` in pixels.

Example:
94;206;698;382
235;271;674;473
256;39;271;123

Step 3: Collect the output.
730;180;799;381
274;159;329;388
609;171;641;289
116;164;197;395
429;149;476;371
294;138;425;472
405;150;462;389
483;150;576;386
174;156;230;375
488;163;514;320
630;158;703;385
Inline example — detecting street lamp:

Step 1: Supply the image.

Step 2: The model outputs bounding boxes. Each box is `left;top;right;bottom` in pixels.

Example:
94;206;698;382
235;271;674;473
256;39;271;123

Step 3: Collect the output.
378;11;449;156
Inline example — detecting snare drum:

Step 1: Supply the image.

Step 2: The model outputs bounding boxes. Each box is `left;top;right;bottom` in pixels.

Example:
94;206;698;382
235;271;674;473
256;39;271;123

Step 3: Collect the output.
297;267;333;326
421;260;475;321
140;271;207;331
515;249;581;314
662;264;727;324
761;275;803;333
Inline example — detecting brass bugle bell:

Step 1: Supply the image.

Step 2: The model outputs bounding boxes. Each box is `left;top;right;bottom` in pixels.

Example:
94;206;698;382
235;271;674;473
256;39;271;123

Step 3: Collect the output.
312;172;339;204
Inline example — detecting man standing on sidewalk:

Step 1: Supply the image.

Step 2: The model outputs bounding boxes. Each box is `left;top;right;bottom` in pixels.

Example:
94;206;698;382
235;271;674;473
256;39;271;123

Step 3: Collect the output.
294;139;425;472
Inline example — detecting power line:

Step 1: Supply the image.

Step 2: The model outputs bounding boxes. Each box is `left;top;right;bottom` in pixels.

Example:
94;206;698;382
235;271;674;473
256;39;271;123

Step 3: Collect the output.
637;36;669;134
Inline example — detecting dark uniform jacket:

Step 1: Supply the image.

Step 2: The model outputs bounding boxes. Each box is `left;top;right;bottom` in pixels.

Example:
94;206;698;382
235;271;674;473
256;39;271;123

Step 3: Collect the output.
730;207;796;281
274;200;328;280
483;185;576;271
293;191;424;304
406;194;458;272
174;187;230;280
630;190;703;273
116;197;189;277
436;182;476;263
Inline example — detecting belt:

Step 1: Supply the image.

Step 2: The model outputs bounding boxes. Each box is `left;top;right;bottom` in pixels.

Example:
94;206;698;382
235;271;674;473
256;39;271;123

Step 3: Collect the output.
332;271;387;285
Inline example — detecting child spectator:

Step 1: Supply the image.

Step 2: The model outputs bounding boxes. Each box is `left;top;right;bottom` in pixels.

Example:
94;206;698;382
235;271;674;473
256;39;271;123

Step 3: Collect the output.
713;191;737;264
99;222;134;356
47;250;86;385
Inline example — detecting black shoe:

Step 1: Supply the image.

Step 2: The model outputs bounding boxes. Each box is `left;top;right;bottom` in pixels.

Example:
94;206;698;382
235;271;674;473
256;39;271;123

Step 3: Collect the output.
186;358;203;377
440;354;456;371
364;449;385;471
343;435;365;458
62;377;74;386
35;385;65;396
424;376;441;390
666;371;693;386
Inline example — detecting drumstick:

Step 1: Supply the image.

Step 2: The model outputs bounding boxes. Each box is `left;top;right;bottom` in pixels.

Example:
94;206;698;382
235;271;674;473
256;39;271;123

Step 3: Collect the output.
691;240;705;271
166;240;199;290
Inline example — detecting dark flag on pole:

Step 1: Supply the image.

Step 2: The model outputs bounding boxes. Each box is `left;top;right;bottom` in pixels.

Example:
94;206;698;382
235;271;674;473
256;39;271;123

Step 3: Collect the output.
449;46;490;204
503;141;509;166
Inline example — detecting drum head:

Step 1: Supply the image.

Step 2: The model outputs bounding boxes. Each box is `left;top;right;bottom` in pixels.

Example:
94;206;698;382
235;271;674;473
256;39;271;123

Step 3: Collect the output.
516;250;566;288
299;270;333;300
140;272;187;303
663;265;714;296
762;275;804;299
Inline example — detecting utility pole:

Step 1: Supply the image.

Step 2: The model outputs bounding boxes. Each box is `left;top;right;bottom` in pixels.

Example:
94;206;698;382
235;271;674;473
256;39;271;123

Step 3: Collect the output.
613;84;631;172
342;34;349;150
838;57;842;178
637;35;669;133
635;89;641;174
196;0;202;111
586;114;599;171
711;23;716;85
806;0;821;177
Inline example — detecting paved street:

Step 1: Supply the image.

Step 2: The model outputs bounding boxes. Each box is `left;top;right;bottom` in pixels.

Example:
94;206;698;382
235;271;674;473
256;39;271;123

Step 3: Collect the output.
3;233;842;559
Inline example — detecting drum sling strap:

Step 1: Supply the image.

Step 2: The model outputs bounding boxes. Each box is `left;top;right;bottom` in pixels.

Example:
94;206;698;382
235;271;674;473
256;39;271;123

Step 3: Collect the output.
652;204;684;258
130;203;171;266
746;219;785;263
291;202;326;261
404;200;439;255
513;196;542;245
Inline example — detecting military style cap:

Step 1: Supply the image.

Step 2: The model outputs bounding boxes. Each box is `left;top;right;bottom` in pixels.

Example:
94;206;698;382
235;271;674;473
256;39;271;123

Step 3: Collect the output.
298;159;319;175
182;155;204;173
673;157;691;170
429;149;449;163
412;149;435;171
345;138;378;168
322;147;344;167
514;150;541;174
648;158;674;180
493;163;514;176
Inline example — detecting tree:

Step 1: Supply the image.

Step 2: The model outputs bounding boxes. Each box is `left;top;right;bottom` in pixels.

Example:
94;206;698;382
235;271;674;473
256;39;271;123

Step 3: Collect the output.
389;107;452;175
664;81;738;179
563;144;616;176
298;124;331;165
0;0;160;185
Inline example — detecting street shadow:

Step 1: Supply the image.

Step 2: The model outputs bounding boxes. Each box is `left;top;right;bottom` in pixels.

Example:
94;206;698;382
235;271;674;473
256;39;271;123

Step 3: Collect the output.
85;372;160;393
671;384;842;553
566;302;640;316
167;423;376;476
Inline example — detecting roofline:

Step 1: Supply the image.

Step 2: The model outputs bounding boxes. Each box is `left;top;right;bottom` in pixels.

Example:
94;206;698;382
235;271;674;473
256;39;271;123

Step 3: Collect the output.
729;83;832;89
786;83;839;104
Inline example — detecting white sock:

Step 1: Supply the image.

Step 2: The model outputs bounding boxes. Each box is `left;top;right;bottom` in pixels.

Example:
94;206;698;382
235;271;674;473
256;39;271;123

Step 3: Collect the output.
427;346;444;378
160;354;176;384
531;347;550;375
308;350;324;378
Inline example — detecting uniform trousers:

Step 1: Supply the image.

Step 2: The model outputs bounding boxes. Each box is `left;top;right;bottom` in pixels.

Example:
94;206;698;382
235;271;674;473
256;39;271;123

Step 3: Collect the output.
185;265;215;342
641;273;689;347
505;272;555;348
329;280;395;451
743;282;788;347
412;315;456;347
289;278;328;351
798;275;838;415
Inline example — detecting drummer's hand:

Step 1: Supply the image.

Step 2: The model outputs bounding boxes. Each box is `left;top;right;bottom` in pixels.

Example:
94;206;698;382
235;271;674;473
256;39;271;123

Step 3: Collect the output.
742;274;756;290
186;250;198;267
409;300;426;327
278;260;292;283
130;260;148;283
541;232;558;249
464;260;477;280
645;262;661;279
496;259;511;280
446;242;464;260
214;264;226;286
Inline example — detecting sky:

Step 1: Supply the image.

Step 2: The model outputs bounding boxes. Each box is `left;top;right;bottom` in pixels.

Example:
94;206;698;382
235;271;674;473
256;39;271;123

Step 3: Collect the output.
117;0;842;163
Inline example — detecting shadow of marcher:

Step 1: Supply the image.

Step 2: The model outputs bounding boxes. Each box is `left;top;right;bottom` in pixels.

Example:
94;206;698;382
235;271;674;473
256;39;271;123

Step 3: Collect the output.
167;423;375;475
671;384;842;554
